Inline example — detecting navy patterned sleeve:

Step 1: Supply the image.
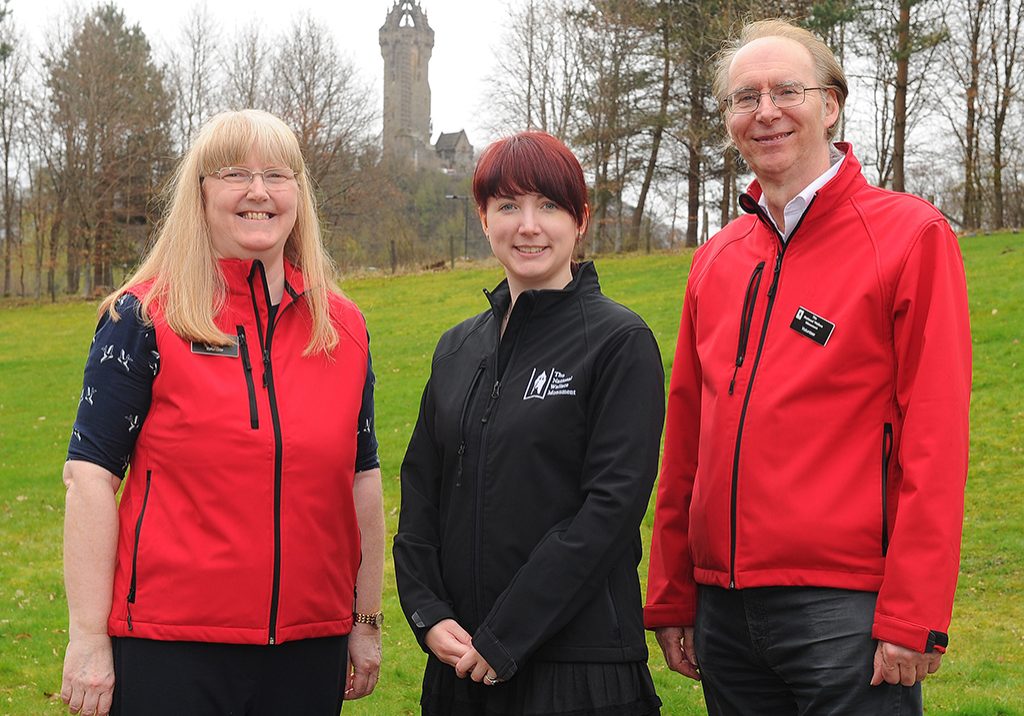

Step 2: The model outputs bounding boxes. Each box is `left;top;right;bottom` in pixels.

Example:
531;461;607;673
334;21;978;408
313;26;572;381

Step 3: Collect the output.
66;294;158;479
355;338;380;473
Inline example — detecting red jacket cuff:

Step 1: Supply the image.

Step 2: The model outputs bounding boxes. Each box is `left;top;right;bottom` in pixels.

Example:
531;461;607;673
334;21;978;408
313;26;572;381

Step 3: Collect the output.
643;602;696;630
872;613;948;653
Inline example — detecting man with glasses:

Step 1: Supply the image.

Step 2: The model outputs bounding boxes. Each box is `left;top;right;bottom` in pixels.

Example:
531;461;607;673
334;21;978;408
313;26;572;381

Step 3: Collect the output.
644;18;971;715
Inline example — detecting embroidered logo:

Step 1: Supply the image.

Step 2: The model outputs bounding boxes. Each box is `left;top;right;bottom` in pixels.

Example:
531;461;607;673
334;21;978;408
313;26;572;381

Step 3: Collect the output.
524;368;576;400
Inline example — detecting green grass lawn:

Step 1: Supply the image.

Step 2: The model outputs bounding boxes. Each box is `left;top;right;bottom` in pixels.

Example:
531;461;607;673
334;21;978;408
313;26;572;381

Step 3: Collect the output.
1;234;1021;715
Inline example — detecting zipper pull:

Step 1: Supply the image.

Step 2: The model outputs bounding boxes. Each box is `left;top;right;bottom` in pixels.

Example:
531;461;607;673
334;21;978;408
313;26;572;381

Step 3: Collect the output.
239;333;252;372
767;254;783;298
455;443;466;487
481;381;501;423
262;349;271;388
126;601;134;631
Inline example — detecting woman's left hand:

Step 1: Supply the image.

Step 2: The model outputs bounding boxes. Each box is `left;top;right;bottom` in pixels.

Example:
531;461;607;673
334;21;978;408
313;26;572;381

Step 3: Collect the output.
455;647;502;685
344;623;382;700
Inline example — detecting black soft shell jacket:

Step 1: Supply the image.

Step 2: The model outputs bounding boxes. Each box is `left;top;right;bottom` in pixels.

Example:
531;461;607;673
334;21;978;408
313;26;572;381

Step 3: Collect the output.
394;262;665;680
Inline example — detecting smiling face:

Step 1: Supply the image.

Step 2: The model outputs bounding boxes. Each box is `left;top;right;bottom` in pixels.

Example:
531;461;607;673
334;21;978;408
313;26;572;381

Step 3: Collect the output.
481;193;582;297
725;36;839;196
202;149;298;265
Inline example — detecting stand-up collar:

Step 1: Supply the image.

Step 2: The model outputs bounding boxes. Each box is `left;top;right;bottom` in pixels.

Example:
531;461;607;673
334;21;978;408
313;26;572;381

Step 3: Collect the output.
218;258;306;309
740;142;868;227
484;260;601;321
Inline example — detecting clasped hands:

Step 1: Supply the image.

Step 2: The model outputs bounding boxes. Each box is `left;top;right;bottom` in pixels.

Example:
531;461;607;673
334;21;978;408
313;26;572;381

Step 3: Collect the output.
425;618;502;685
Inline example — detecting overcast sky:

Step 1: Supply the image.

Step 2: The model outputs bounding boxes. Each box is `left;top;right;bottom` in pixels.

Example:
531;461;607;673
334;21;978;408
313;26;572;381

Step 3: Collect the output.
13;0;509;148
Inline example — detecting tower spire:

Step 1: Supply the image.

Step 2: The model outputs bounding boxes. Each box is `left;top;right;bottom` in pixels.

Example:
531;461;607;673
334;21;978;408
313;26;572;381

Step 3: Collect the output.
379;1;434;165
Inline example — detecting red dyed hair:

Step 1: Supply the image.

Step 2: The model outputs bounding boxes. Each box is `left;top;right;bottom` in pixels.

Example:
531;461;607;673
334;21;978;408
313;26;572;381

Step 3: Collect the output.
472;131;589;229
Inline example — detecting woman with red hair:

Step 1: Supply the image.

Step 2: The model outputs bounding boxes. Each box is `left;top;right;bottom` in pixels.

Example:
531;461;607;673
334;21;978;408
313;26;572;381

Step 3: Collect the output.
395;132;665;715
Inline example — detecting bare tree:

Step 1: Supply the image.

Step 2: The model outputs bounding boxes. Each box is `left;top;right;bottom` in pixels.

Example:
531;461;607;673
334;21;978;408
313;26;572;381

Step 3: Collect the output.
0;1;26;295
852;1;946;189
222;25;269;110
482;0;585;139
268;14;376;234
987;0;1024;228
167;3;221;150
943;0;989;229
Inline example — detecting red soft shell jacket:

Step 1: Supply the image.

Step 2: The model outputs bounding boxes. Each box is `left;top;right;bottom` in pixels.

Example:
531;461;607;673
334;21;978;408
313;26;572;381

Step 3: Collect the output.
108;259;368;645
645;145;971;653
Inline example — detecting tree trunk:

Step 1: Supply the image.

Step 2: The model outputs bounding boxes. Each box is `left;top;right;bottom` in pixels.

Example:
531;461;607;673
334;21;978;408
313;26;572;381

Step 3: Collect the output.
631;9;671;250
892;0;911;193
721;147;735;229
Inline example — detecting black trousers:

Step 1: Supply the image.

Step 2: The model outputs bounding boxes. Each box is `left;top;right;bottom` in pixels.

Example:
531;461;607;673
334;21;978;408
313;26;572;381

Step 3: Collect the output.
695;586;923;716
110;635;348;716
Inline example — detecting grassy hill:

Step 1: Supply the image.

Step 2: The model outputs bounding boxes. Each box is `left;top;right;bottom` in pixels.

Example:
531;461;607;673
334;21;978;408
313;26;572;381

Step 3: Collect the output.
1;234;1021;714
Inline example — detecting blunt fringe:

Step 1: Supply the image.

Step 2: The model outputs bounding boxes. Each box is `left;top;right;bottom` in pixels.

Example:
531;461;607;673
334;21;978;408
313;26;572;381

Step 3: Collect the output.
713;18;849;140
472;131;590;230
100;109;341;355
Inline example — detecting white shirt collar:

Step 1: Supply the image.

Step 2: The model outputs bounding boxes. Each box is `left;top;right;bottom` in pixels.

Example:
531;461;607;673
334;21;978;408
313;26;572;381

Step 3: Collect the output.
759;145;846;242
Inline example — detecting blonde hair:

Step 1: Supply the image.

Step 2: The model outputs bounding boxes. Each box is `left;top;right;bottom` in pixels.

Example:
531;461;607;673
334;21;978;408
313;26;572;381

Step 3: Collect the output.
713;18;848;140
101;109;341;355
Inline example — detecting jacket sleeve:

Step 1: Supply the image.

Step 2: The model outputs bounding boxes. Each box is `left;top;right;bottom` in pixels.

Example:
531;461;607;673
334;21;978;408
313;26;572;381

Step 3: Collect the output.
644;276;701;629
872;219;971;653
471;327;665;680
393;376;458;652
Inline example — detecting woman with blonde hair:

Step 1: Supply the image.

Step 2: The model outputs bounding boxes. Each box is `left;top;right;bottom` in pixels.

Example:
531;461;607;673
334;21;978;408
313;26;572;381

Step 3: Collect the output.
60;109;384;716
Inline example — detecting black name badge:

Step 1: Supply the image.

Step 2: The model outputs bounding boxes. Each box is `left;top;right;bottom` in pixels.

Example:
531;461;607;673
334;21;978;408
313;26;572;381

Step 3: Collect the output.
790;307;835;347
190;339;239;357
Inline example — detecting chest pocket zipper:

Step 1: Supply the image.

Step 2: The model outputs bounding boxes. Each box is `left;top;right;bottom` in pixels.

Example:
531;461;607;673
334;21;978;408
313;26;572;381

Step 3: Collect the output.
237;326;259;429
456;358;488;487
730;261;766;395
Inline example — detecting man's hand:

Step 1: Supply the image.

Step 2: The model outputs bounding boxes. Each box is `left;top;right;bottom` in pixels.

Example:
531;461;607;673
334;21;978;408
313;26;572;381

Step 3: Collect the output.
60;632;114;716
424;618;472;668
655;626;700;680
344;623;382;700
870;641;942;686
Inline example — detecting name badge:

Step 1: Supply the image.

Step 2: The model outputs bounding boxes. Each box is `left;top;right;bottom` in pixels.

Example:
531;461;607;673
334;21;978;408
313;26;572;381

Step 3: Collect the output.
790;307;835;347
190;339;239;357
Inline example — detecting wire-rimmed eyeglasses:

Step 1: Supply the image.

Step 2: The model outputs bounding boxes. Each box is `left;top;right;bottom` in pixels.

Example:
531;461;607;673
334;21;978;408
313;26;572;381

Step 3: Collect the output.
722;84;832;114
205;167;298;187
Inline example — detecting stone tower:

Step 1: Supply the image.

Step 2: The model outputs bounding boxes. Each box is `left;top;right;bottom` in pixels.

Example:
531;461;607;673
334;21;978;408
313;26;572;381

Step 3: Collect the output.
379;1;434;165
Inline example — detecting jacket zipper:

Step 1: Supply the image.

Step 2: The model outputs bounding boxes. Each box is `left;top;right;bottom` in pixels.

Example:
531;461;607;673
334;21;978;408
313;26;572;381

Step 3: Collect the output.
126;469;153;631
728;197;815;588
881;422;894;556
469;296;531;624
473;376;501;622
248;263;287;645
729;261;766;395
237;326;259;429
456;358;488;487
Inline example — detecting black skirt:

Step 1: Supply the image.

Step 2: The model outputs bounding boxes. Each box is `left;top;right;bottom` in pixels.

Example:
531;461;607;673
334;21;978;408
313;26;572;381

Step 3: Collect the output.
420;656;662;716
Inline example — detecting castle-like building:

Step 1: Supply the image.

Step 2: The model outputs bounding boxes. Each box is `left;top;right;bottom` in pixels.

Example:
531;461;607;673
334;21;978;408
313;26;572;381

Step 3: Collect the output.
379;1;474;173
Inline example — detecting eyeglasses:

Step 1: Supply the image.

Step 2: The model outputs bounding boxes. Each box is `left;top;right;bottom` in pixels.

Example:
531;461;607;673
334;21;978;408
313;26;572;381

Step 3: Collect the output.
205;167;298;187
722;84;831;114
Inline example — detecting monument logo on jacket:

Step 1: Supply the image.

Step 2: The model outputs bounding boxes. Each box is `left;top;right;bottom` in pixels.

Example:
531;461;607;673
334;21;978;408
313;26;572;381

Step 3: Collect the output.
524;367;576;400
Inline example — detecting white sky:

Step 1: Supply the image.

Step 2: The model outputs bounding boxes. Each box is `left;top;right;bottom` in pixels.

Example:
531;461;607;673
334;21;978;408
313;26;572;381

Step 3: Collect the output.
12;0;509;148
